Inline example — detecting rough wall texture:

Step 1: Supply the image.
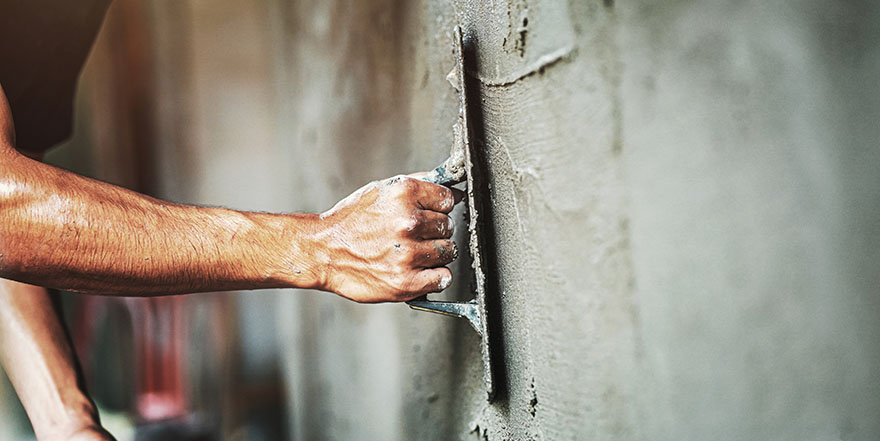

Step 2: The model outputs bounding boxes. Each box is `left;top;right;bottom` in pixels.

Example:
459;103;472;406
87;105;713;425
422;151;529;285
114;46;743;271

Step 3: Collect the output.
34;0;874;439
268;1;880;440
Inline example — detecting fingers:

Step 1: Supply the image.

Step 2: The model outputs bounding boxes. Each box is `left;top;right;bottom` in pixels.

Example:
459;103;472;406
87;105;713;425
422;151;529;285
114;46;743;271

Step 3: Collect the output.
326;174;464;303
388;238;456;301
416;210;454;239
414;182;464;213
394;176;456;213
418;183;455;213
410;239;457;268
405;267;453;298
385;174;464;213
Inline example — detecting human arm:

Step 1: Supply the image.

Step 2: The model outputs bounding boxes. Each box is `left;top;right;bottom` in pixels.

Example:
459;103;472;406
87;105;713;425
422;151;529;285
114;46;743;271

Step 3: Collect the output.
0;84;458;301
0;147;113;441
0;280;115;441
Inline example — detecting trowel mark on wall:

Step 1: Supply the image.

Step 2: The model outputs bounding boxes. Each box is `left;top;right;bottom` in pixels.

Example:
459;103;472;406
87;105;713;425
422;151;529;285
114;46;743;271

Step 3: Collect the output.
475;45;575;88
497;135;530;234
494;134;561;235
503;0;530;57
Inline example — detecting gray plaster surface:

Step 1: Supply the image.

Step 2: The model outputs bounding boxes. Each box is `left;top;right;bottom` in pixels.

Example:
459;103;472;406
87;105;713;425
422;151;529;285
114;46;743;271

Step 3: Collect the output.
264;0;880;439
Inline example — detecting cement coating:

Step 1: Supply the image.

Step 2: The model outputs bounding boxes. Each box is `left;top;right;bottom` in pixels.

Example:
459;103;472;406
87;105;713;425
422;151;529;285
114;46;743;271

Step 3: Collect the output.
265;0;880;440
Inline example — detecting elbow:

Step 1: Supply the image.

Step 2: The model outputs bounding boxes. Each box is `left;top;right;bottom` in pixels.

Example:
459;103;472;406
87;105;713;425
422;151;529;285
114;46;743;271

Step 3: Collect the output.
0;131;12;156
0;85;15;151
0;146;26;199
0;148;32;223
0;141;18;164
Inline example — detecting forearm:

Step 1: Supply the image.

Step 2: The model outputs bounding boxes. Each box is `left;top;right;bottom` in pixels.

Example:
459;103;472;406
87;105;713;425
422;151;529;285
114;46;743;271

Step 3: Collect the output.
0;280;113;440
1;82;458;302
0;150;320;295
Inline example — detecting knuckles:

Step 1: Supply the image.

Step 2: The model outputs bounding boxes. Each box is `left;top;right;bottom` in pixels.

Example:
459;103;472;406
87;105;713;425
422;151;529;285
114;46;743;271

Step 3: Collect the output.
392;247;415;266
386;175;418;196
438;188;454;211
394;214;419;234
392;210;423;235
401;177;419;193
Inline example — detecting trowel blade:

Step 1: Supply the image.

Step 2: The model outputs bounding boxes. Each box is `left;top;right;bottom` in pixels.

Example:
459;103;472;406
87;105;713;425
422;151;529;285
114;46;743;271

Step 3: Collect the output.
409;26;495;400
458;34;494;398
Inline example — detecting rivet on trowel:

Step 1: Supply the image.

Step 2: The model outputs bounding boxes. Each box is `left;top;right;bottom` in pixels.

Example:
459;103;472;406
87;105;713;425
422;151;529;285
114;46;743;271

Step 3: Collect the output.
407;26;495;400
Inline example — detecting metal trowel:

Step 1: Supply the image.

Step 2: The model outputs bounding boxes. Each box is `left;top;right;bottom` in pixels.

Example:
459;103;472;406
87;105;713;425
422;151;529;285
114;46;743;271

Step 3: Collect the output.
408;26;495;400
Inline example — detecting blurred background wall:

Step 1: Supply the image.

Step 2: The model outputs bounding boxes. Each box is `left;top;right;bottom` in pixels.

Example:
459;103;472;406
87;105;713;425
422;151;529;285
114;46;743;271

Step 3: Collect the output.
2;0;879;440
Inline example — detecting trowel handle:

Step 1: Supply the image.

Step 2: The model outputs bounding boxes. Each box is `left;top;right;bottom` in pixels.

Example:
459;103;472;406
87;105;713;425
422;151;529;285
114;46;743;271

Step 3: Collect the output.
407;298;484;336
406;161;478;332
421;162;465;187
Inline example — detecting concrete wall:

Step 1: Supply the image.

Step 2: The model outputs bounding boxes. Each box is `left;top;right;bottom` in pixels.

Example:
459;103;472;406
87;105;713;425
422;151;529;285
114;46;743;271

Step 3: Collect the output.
268;1;880;440
11;1;873;440
621;2;880;439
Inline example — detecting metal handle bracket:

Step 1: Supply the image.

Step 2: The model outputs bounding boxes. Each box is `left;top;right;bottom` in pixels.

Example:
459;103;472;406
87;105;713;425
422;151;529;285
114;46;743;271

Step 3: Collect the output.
407;298;484;336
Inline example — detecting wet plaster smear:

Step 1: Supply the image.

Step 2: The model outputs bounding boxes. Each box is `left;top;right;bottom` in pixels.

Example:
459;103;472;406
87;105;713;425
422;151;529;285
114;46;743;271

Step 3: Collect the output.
269;0;880;440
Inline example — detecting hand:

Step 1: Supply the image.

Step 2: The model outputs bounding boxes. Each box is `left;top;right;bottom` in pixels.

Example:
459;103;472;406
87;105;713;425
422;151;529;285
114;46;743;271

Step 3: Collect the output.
317;175;462;303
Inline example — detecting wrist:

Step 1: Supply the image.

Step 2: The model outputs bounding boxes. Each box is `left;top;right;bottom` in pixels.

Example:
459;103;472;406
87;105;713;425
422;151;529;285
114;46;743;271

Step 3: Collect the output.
35;400;106;441
246;211;327;291
48;424;114;441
